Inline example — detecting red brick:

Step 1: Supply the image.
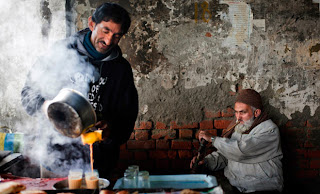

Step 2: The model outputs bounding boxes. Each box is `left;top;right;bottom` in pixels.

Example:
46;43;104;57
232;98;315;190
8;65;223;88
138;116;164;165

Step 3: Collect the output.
149;150;168;159
200;120;213;129
281;128;305;148
156;122;168;129
289;159;309;169
192;140;200;150
151;129;176;139
178;150;193;159
170;121;198;129
306;119;319;128
285;121;293;128
127;140;155;149
120;143;126;150
134;121;153;130
119;150;134;160
207;129;218;136
134;151;148;160
214;119;232;129
168;150;177;159
138;160;155;170
171;140;192;150
310;160;320;168
129;132;135;140
307;129;320;139
295;170;318;179
135;130;149;140
304;140;315;148
195;130;200;139
204;109;221;119
307;150;320;158
282;128;304;136
156;160;170;169
221;107;234;117
156;139;170;149
179;129;193;139
282;138;304;149
306;120;313;128
171;159;190;170
307;129;313;139
286;148;308;158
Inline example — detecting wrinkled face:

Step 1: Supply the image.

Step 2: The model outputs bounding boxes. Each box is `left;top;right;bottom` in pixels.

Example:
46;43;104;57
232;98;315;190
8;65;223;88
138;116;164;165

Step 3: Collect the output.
88;17;123;54
234;102;255;124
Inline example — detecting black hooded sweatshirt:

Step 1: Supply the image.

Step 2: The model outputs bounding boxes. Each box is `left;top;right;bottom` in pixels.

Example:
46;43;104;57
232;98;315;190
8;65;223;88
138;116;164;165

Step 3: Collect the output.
21;28;138;178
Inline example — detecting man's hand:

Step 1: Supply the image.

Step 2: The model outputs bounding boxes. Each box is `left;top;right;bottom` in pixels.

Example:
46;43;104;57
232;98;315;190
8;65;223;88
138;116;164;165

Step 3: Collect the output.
189;156;204;169
95;120;110;139
198;130;215;143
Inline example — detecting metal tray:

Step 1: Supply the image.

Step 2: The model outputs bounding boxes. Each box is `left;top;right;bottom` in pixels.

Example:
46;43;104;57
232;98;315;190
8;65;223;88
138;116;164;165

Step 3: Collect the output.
44;189;99;194
113;174;218;190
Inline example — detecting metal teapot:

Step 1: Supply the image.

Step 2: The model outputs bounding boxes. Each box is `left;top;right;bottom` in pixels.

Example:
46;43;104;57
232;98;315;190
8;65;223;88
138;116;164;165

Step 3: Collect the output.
46;88;97;138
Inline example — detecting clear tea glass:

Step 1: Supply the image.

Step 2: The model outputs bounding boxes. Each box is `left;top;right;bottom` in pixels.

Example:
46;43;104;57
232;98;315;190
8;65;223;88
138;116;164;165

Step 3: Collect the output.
85;170;99;189
68;169;83;189
128;165;139;179
138;170;150;188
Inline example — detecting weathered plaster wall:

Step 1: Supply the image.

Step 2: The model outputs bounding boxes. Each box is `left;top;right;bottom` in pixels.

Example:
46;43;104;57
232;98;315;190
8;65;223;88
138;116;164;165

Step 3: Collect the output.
1;0;318;129
0;0;67;129
67;0;320;126
0;0;42;128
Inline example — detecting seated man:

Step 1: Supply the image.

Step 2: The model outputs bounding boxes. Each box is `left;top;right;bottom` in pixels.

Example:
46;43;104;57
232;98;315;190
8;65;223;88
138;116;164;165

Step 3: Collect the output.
190;89;283;193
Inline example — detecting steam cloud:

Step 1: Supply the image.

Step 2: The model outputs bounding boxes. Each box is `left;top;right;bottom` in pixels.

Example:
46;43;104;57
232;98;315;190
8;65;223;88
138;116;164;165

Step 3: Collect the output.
0;0;96;177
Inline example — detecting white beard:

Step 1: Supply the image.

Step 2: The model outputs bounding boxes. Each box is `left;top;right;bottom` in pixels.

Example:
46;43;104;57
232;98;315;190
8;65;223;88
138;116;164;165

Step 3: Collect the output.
235;117;255;134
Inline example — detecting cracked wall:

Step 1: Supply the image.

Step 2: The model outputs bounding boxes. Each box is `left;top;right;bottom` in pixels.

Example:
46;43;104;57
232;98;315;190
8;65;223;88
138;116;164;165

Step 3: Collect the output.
113;0;319;124
0;0;319;129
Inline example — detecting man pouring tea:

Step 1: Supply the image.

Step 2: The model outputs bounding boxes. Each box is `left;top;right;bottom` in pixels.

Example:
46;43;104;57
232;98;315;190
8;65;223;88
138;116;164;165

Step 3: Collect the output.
21;3;138;179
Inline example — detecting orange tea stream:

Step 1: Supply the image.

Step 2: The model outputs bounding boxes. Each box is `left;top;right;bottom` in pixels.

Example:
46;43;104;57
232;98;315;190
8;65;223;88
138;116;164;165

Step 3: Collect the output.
81;130;103;172
90;143;94;172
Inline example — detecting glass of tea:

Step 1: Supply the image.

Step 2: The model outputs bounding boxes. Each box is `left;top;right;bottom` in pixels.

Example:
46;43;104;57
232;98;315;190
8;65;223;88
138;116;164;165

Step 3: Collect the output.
85;170;99;189
68;169;83;189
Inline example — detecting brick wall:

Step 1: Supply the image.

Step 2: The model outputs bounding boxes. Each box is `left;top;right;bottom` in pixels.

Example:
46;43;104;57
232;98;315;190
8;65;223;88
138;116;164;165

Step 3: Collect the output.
117;108;320;184
117;108;233;174
281;119;320;182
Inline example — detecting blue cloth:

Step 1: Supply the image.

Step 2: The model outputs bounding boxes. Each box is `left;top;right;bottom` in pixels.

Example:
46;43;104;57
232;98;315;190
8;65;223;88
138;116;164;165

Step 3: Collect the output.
83;31;108;60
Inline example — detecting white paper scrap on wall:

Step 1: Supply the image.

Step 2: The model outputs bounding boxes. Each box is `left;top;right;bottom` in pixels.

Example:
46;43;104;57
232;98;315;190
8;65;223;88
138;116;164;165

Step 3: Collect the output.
220;1;253;48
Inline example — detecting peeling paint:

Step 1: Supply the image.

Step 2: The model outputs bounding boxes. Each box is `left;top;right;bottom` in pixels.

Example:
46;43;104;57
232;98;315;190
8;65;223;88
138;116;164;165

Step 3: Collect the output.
1;0;320;128
74;0;93;31
310;43;320;57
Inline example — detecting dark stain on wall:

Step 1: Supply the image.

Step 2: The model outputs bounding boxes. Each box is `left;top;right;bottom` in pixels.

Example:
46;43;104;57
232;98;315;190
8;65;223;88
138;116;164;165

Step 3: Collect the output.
40;0;52;37
310;43;320;56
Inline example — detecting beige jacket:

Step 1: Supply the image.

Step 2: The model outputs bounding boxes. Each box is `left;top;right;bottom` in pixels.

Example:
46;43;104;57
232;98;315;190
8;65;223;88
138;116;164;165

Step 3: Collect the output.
204;119;283;193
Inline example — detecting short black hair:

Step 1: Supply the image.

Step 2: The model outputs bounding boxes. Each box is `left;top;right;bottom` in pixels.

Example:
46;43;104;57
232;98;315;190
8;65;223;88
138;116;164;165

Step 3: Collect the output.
92;3;131;34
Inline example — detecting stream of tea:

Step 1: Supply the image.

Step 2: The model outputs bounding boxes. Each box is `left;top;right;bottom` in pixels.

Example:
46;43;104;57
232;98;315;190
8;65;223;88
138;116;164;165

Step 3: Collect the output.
89;143;94;172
